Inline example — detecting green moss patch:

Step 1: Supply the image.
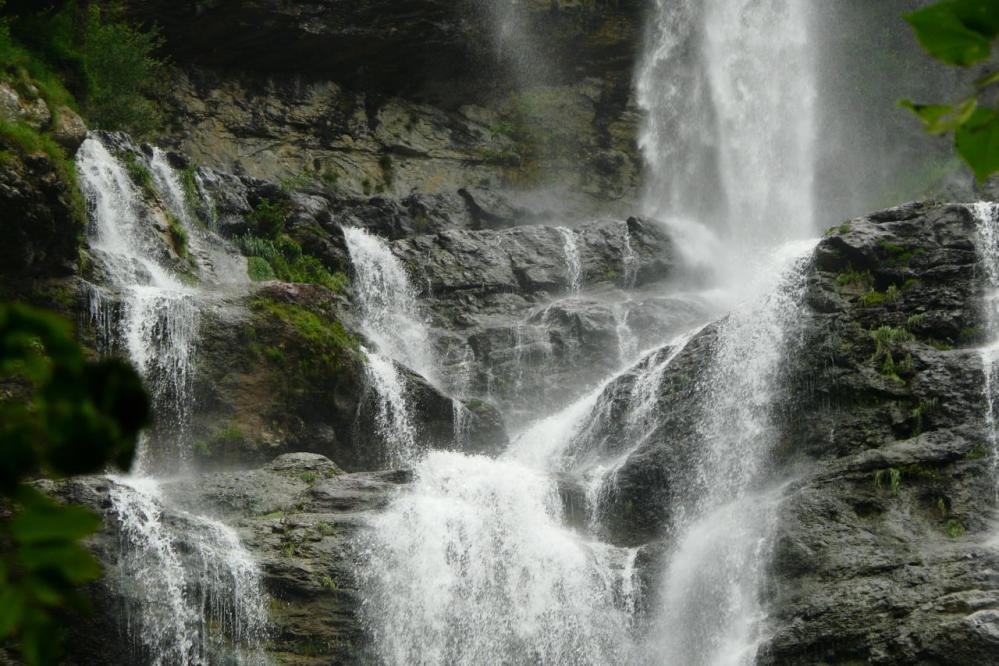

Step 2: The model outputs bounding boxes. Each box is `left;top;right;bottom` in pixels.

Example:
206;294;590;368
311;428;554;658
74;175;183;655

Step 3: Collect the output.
235;234;348;293
250;298;358;369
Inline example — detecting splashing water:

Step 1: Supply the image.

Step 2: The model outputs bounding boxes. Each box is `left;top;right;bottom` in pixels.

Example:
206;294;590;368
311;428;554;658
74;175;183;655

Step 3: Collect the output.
356;451;633;666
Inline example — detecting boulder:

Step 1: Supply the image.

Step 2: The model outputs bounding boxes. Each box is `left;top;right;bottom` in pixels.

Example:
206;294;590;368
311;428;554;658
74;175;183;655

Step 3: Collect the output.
50;106;88;153
44;454;410;665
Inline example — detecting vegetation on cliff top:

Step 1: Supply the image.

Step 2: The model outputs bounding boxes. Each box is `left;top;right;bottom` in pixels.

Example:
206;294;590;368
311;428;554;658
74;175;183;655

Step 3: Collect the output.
0;1;164;135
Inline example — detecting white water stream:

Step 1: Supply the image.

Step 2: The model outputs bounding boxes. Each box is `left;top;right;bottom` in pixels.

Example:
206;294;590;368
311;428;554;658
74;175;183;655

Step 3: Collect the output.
352;1;819;664
77;135;268;665
971;202;999;503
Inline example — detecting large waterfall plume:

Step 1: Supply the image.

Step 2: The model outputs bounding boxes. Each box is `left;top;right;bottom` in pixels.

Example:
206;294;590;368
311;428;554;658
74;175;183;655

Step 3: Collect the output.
341;0;824;664
634;0;819;662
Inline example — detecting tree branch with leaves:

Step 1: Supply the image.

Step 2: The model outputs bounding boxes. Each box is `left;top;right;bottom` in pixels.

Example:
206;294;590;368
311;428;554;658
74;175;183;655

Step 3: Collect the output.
0;303;148;665
901;0;999;181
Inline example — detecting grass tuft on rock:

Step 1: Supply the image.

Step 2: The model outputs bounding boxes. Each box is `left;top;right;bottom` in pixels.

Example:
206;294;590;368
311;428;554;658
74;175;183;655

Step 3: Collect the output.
250;298;358;369
247;256;276;282
235;234;348;293
166;213;188;257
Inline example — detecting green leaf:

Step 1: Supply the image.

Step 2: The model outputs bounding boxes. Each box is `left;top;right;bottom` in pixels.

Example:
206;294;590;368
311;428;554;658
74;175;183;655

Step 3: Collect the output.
905;1;996;66
955;107;999;180
17;544;102;583
0;587;24;637
10;493;101;544
899;98;978;134
977;69;999;89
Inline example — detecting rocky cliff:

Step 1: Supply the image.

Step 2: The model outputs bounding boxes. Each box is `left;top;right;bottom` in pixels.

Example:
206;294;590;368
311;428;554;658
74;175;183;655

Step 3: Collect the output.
4;1;999;664
135;0;646;218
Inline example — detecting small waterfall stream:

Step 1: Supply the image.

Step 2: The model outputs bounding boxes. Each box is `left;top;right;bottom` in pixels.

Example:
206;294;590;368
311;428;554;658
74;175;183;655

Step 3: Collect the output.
972;202;999;502
77;135;269;665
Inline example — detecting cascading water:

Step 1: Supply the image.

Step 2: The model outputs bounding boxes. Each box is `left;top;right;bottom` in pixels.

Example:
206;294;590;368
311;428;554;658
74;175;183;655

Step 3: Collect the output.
77;135;268;665
148;147;248;286
558;226;583;293
342;226;437;382
352;1;821;663
356;451;633;665
637;0;816;266
78;137;200;472
646;242;815;665
363;348;420;464
350;236;667;663
343;226;448;460
633;1;819;663
971;202;999;501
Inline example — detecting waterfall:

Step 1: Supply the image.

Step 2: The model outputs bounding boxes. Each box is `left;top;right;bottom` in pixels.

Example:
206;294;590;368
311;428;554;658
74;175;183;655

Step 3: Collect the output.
972;202;999;502
634;1;820;663
109;479;269;666
363;347;420;465
347;1;822;662
646;241;815;665
558;226;582;293
343;226;437;382
637;0;816;269
344;226;450;463
356;451;634;666
78;137;200;472
77;134;268;665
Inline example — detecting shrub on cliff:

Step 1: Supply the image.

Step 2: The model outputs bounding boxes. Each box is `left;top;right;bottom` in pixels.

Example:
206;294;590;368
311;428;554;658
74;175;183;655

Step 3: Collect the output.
0;1;164;135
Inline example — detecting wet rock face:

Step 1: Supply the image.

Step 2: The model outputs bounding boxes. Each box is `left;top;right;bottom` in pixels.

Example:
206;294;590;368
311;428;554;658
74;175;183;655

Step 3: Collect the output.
765;203;999;664
379;215;685;419
392;217;674;301
131;0;646;217
189;283;507;472
159;65;642;217
0;149;81;280
123;0;643;94
566;203;999;662
46;454;408;665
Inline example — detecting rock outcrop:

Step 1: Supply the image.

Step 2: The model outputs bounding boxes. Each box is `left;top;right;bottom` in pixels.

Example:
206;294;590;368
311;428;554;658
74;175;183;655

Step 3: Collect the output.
45;453;407;665
119;0;646;217
765;203;999;664
574;202;999;662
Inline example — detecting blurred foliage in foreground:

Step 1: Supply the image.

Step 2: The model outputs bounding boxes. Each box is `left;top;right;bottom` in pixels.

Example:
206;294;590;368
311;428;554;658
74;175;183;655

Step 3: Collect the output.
901;0;999;181
0;302;148;665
